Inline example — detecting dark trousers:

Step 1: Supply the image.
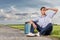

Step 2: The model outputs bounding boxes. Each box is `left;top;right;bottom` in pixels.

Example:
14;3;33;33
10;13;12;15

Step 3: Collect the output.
30;21;53;35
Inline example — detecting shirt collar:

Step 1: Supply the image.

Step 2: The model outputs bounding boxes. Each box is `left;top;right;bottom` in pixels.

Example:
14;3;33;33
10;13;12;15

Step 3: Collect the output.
40;15;47;18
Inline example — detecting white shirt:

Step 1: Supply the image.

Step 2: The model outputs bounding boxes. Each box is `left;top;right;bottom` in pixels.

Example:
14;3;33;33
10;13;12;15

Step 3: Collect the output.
32;10;55;28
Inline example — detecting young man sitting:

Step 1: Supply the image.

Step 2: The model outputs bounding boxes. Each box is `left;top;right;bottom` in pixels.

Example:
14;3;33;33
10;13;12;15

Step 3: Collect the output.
26;7;58;36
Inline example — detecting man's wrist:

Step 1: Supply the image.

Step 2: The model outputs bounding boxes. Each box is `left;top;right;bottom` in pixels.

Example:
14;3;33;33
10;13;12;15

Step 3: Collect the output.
47;8;52;10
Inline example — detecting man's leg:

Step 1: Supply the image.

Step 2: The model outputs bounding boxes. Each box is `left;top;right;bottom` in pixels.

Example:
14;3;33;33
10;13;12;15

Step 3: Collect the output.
30;24;35;33
40;23;53;35
30;21;42;33
26;21;42;36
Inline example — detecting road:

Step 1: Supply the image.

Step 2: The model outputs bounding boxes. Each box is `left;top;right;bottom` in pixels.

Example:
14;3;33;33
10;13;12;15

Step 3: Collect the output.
0;25;59;40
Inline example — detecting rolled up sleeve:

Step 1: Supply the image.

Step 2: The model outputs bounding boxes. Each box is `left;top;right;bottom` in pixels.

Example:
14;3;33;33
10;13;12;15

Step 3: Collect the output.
32;17;39;22
46;10;56;18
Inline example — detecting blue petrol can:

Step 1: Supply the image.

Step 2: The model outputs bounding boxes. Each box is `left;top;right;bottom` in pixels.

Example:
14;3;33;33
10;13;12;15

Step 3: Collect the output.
24;22;31;34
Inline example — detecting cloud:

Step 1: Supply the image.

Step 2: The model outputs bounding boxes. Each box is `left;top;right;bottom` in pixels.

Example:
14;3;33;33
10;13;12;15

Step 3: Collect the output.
0;0;60;24
0;9;5;15
19;7;39;13
11;6;17;12
42;0;60;6
17;0;53;8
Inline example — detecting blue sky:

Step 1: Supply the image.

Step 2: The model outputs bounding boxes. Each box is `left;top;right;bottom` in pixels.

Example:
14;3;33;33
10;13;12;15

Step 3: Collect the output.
0;0;56;9
0;0;60;24
0;0;60;10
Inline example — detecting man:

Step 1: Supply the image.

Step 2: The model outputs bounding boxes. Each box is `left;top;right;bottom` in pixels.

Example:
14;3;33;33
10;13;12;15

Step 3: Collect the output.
26;7;58;36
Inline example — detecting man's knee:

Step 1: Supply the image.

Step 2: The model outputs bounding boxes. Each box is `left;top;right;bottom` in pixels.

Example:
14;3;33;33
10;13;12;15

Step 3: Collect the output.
40;30;51;35
40;23;53;35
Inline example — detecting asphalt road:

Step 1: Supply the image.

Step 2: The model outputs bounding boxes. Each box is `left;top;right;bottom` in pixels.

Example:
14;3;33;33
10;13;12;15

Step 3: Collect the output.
0;25;59;40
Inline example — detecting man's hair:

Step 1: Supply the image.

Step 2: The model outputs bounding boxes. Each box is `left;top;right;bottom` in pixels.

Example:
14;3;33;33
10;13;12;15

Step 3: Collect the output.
40;7;46;10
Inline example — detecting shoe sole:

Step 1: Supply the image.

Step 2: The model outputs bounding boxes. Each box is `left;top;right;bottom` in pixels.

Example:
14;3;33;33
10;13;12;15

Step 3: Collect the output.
35;35;40;37
26;35;36;37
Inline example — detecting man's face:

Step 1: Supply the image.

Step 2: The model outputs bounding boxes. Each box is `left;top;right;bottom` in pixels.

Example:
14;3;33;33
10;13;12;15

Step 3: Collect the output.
41;8;47;15
42;8;47;11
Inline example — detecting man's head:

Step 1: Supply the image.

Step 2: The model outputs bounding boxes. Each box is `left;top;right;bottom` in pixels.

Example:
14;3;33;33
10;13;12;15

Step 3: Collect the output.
40;7;47;15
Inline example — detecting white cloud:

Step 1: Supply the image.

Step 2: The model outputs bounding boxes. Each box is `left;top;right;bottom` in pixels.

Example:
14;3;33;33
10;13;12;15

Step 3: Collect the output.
0;9;4;13
0;4;60;24
0;9;5;15
19;7;39;13
42;0;60;5
11;6;17;12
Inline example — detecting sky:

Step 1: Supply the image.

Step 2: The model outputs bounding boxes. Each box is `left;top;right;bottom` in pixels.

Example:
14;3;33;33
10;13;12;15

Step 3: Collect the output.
0;0;60;24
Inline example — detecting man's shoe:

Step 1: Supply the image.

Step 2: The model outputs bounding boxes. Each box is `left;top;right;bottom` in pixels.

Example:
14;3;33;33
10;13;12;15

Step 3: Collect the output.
26;33;35;37
35;32;40;37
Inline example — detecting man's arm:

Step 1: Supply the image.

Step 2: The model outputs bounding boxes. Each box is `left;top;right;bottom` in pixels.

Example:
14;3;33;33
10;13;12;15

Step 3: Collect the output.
28;20;37;28
27;17;39;28
47;8;58;14
46;8;58;18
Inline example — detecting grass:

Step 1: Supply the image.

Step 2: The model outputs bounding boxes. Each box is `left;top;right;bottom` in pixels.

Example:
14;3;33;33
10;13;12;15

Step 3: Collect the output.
7;24;24;30
51;25;60;38
7;24;60;38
